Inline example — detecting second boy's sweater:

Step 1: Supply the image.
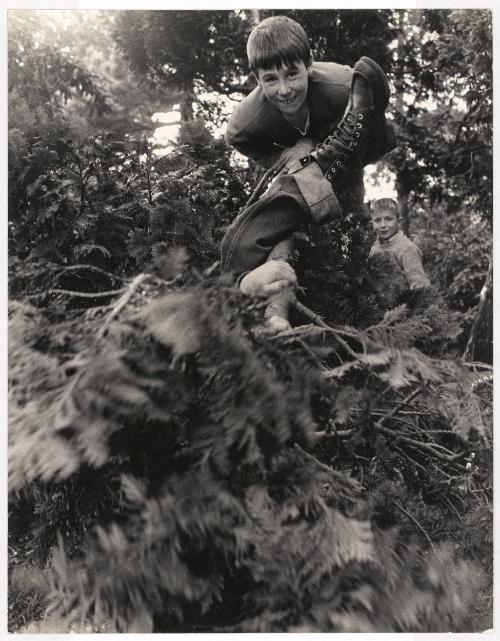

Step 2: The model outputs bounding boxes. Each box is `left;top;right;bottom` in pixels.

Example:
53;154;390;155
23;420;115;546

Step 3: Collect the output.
369;230;431;290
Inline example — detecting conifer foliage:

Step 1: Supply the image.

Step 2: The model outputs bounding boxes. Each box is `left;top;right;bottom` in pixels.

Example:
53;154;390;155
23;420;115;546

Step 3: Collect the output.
9;260;492;632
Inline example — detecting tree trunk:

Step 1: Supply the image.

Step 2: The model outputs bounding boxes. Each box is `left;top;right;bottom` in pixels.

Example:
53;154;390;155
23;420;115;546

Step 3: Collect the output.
395;10;410;236
397;183;410;236
180;88;195;122
463;254;493;364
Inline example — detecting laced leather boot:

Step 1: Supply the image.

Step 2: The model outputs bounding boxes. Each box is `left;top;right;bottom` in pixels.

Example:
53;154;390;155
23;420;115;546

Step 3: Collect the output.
299;56;390;190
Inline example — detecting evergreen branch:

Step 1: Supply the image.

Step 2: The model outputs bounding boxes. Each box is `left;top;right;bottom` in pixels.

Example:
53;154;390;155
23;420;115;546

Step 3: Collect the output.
393;409;440;416
312;428;354;444
293;444;361;491
291;338;329;371
293;301;360;358
462;361;493;371
371;412;420;428
97;273;148;339
272;324;327;341
384;416;461;441
392;444;429;477
374;388;422;429
382;415;427;435
54;265;125;283
146;274;180;288
378;424;466;464
271;327;329;371
372;389;467;464
25;288;126;300
470;374;493;391
415;429;460;436
84;304;117;315
394;500;442;561
441;496;465;523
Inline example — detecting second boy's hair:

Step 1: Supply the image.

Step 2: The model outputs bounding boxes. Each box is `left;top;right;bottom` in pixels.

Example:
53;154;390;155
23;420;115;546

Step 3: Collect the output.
370;198;399;217
247;16;312;73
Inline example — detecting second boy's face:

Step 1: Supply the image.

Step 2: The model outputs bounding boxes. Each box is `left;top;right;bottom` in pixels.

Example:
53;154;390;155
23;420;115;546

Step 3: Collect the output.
371;210;399;240
256;61;309;117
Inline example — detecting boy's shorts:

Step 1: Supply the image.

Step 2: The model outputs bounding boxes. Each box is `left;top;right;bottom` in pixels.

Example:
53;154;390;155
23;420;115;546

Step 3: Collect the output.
221;139;348;276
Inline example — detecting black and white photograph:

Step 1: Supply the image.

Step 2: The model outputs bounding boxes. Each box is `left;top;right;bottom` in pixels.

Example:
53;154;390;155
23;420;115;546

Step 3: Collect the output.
6;5;494;634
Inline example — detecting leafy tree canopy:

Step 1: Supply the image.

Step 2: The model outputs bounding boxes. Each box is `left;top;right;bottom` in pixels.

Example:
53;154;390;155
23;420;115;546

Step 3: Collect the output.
388;9;492;220
113;11;249;96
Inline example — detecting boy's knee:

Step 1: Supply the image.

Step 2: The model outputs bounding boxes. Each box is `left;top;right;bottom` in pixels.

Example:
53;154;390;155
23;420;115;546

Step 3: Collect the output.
281;138;315;170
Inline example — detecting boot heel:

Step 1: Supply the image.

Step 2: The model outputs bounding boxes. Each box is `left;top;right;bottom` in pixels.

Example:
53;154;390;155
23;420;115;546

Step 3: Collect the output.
355;56;390;111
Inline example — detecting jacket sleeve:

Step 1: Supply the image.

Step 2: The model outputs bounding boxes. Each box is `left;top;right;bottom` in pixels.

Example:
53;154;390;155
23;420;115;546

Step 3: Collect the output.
399;243;431;289
225;126;284;169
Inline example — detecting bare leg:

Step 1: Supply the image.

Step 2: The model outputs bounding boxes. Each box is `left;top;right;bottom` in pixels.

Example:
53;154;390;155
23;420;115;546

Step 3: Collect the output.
264;237;295;330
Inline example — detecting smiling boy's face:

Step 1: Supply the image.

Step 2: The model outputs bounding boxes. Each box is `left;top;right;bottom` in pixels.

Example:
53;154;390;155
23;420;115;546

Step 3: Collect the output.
371;209;399;241
256;60;309;117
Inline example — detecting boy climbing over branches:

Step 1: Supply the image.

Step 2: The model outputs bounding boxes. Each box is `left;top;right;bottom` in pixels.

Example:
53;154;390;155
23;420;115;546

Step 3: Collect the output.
221;15;396;329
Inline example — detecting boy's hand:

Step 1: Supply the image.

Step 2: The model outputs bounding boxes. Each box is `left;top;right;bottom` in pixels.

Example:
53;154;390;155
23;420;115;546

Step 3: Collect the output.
239;260;297;297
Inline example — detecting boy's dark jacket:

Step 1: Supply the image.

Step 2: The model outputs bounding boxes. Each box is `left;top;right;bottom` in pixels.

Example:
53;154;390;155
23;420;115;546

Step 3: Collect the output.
226;61;396;168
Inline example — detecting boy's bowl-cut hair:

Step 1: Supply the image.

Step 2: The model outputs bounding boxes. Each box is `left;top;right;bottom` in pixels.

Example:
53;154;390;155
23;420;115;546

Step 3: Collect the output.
370;198;400;217
247;15;311;73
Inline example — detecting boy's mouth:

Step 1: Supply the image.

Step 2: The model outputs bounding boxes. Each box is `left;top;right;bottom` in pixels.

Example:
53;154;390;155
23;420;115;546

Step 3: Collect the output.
280;96;295;105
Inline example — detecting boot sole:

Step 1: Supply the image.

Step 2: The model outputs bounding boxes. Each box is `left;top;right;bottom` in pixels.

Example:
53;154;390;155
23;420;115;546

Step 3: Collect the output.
354;56;390;111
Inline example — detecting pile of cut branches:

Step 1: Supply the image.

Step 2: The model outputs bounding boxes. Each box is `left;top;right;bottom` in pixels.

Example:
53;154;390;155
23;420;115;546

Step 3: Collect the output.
8;268;492;632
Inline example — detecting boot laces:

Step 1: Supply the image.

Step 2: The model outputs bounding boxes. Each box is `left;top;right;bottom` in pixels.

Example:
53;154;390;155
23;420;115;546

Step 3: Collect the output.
316;111;363;155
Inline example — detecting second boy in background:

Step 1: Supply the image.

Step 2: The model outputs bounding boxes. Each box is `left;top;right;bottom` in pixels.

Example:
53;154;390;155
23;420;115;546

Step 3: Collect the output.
369;198;431;290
